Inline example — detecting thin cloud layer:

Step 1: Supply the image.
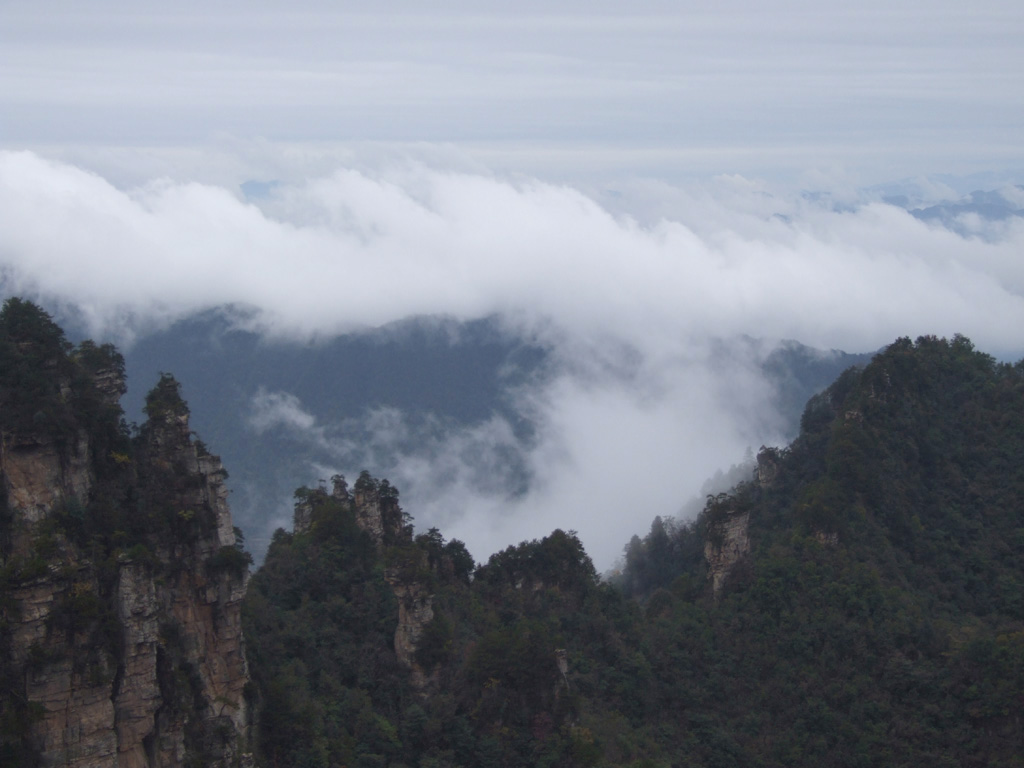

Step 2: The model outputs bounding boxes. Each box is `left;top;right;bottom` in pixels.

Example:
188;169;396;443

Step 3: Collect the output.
4;2;1023;182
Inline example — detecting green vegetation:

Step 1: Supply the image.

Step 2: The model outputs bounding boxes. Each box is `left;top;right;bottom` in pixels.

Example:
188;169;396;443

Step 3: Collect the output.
244;485;401;766
4;299;1024;766
0;299;249;766
244;486;624;768
612;334;1024;766
143;371;189;420
0;298;82;440
246;334;1024;767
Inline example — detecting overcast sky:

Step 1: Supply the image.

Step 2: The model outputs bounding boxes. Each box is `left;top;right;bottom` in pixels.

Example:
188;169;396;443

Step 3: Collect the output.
2;1;1024;566
2;0;1023;186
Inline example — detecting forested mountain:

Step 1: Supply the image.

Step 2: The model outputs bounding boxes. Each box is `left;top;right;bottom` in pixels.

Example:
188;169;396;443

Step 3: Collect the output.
612;335;1024;765
3;299;1023;767
243;334;1024;767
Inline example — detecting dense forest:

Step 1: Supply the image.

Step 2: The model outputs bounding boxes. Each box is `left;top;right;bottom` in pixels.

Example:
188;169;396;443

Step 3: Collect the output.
3;298;1024;766
243;334;1024;767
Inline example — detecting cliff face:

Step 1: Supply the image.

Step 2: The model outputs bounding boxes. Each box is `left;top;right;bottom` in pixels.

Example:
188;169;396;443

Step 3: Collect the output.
3;427;112;767
117;393;251;768
292;474;435;689
0;305;251;768
350;476;438;690
703;496;751;597
384;576;436;691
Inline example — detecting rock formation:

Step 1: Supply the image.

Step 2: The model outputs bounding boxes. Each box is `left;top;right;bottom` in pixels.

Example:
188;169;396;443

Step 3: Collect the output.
703;495;751;598
384;576;436;692
293;472;406;546
352;480;385;542
291;472;436;692
755;446;780;488
0;307;252;767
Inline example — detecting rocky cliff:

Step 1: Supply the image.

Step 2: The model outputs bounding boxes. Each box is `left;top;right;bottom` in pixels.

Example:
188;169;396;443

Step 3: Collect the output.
702;494;751;597
384;576;436;691
0;300;251;767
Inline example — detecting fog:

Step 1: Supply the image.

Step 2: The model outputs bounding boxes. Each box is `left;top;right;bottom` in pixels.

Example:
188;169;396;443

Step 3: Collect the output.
245;339;782;568
4;151;1022;565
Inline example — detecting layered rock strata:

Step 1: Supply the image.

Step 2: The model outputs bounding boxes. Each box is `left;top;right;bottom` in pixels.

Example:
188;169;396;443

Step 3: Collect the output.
703;500;751;598
1;368;251;766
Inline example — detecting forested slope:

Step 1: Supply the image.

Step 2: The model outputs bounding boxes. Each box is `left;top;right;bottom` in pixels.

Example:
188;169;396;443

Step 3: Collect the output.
245;334;1024;767
619;334;1024;766
3;297;1020;767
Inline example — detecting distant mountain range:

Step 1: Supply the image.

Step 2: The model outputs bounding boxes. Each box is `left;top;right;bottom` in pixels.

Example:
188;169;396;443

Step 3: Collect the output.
885;185;1024;236
113;311;873;560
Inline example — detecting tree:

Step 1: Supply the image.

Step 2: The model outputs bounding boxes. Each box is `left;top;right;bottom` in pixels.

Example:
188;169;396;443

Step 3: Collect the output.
143;373;189;420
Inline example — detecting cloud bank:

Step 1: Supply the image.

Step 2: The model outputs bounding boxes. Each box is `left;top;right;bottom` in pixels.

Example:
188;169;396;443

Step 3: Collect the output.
3;150;1024;354
3;150;1024;567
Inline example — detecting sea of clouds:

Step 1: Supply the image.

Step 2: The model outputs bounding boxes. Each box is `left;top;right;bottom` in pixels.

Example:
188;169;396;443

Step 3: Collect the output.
2;150;1023;566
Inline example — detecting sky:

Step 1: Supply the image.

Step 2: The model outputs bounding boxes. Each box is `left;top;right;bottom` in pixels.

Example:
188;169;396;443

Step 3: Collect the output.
2;1;1024;567
3;0;1023;187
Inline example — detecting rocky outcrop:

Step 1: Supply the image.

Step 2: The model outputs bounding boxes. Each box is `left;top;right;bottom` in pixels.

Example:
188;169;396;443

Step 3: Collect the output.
293;475;348;536
385;576;436;692
290;472;434;692
755;446;780;489
90;364;128;407
1;430;91;539
353;484;385;542
123;384;251;767
352;472;406;546
292;473;404;546
703;497;751;598
1;363;251;766
8;563;121;767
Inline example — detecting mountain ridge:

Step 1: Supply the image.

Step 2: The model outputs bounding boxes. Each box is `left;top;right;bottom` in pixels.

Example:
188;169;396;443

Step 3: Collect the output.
4;298;1023;766
243;332;1024;766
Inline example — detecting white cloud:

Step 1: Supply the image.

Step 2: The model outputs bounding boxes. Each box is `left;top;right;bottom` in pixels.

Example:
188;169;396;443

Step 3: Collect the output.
3;151;1024;355
6;151;1024;567
241;350;778;571
997;186;1024;209
249;389;319;434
